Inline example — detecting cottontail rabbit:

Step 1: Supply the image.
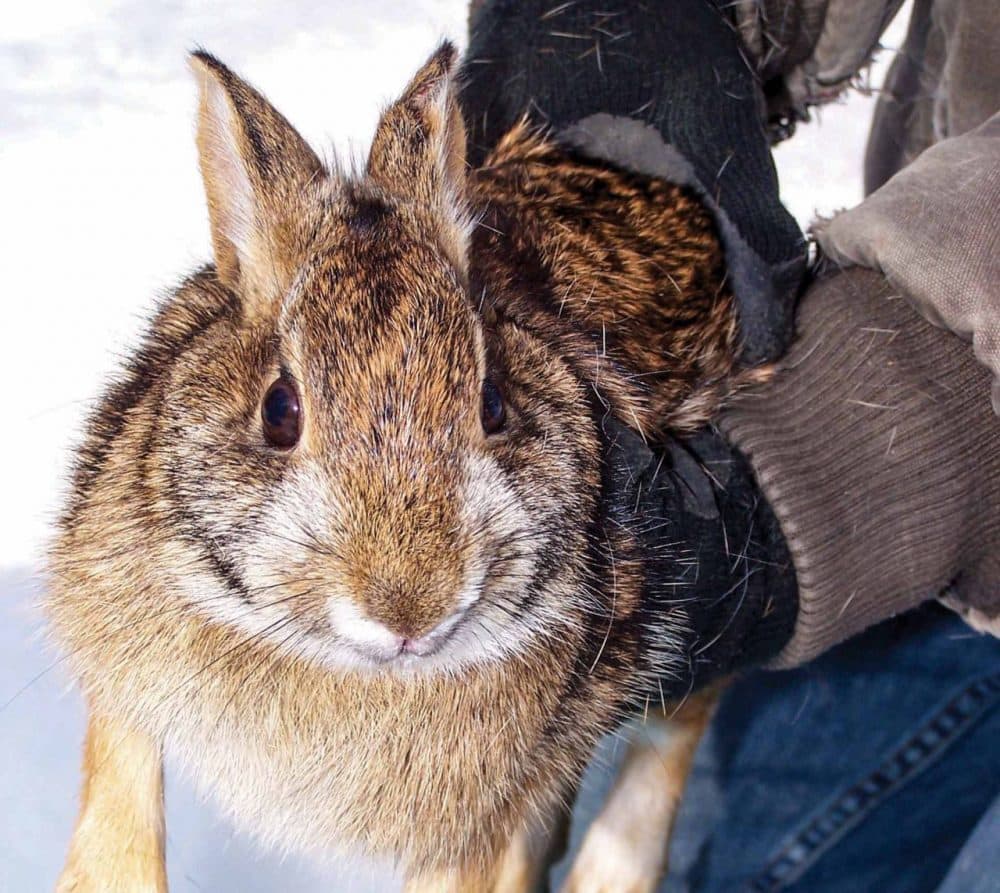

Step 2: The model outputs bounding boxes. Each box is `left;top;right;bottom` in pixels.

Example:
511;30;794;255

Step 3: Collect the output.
48;42;746;892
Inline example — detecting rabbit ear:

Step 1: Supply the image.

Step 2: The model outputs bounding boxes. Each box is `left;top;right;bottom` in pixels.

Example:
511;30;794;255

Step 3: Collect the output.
367;42;470;276
190;51;325;313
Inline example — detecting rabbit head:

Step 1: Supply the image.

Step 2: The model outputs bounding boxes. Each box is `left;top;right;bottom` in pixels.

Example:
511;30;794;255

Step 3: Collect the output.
161;44;597;675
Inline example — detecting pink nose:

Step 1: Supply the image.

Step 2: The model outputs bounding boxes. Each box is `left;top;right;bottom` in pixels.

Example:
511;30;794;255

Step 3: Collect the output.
328;599;463;661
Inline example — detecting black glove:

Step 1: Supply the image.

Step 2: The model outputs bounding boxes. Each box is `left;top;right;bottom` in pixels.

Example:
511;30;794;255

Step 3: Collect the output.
603;419;798;698
463;0;807;365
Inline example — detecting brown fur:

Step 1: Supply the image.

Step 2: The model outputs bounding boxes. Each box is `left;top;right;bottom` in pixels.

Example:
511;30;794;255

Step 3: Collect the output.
48;43;748;888
472;122;738;435
56;713;166;892
562;688;720;893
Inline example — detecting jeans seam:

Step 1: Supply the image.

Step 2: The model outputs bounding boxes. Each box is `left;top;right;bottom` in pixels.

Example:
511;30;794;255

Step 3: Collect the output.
746;670;1000;892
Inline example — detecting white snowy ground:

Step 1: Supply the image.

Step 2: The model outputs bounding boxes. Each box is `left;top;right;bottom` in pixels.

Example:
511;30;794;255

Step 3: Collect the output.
1;2;909;890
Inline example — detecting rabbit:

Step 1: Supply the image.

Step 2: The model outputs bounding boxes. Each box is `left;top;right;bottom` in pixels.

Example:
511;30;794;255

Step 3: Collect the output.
47;41;749;892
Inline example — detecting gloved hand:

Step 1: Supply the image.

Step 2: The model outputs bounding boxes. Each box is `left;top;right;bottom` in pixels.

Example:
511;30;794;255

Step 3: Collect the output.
462;0;807;365
603;417;798;697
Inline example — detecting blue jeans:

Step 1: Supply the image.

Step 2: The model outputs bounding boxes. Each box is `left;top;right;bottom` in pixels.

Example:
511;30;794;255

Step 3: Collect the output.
553;605;1000;892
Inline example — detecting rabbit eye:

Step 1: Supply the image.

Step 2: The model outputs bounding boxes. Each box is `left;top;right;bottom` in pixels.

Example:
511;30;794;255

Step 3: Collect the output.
481;378;505;435
262;378;301;448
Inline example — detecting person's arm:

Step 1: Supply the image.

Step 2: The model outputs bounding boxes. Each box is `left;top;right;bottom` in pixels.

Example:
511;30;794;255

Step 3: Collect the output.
725;0;1000;659
463;0;1000;682
722;262;1000;665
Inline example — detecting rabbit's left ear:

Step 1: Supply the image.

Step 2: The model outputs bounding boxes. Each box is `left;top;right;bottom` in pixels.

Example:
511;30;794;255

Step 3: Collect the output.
367;42;470;276
190;51;325;316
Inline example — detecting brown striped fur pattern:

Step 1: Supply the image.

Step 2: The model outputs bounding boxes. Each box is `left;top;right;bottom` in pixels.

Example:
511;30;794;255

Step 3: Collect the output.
47;43;748;885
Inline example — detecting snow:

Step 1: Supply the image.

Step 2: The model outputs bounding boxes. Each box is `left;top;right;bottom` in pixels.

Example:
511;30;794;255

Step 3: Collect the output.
0;2;909;889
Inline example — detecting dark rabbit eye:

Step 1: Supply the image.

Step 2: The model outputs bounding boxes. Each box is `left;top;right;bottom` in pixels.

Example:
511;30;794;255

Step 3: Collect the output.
262;378;301;448
481;378;505;435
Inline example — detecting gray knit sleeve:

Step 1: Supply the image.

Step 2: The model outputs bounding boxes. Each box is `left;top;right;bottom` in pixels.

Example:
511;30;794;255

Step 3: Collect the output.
720;268;1000;666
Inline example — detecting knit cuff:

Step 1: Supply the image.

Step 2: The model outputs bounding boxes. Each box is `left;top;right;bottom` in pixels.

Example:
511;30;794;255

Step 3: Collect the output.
720;268;1000;667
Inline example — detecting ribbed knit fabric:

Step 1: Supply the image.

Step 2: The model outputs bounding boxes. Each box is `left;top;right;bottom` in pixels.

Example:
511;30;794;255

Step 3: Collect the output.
720;268;1000;667
819;111;1000;413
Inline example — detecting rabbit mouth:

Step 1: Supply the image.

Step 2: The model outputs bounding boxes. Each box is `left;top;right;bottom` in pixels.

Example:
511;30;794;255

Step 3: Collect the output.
361;627;456;665
329;599;469;669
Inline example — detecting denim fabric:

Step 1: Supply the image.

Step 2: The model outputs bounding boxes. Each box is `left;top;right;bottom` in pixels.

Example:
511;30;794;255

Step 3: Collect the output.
668;605;1000;893
937;793;1000;893
551;605;1000;891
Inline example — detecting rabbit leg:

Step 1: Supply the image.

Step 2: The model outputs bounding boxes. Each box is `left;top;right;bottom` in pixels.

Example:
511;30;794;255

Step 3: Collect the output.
489;805;569;893
57;709;167;893
560;688;720;893
404;806;568;893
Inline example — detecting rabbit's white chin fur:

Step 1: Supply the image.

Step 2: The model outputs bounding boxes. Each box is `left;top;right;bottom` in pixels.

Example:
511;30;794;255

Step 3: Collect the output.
169;451;550;677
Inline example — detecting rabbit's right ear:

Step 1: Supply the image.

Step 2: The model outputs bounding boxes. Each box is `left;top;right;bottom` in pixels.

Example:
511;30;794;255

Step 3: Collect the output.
190;51;325;316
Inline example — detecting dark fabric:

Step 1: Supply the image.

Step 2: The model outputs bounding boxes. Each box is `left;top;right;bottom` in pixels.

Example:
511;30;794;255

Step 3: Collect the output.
604;419;798;696
732;0;906;141
462;0;807;365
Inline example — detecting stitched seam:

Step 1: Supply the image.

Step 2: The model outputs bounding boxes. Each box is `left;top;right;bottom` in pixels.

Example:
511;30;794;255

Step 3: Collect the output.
746;671;1000;892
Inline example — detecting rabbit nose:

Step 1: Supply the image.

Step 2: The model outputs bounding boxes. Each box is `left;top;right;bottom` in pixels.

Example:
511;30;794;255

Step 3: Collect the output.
327;597;462;661
363;577;454;638
379;612;431;642
399;630;448;657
